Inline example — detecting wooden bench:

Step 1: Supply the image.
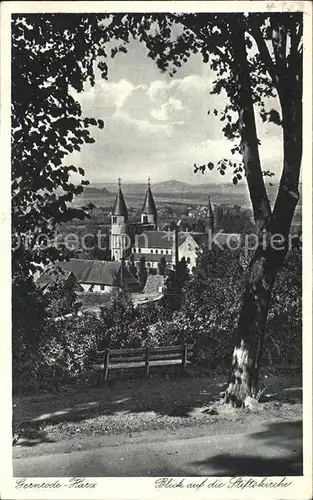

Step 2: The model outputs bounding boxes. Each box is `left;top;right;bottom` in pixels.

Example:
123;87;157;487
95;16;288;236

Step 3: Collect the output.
91;344;194;383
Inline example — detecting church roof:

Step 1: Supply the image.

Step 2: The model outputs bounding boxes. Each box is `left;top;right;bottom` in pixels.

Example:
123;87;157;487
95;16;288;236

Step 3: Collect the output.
142;185;157;216
112;187;128;217
134;230;186;249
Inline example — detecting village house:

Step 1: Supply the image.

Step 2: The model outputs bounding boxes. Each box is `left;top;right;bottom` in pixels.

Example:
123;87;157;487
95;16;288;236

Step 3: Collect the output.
36;259;141;295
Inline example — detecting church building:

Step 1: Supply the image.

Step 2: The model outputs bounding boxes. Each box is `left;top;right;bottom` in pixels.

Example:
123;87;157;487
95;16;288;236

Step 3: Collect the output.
109;179;229;273
36;180;240;297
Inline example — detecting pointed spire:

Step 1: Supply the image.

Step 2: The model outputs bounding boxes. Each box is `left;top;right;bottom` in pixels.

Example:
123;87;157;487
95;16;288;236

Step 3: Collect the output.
142;177;157;216
207;196;213;216
207;196;214;233
112;178;128;217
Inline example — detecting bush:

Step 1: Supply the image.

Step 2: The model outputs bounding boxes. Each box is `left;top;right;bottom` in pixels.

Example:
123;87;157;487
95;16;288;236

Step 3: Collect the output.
13;314;103;392
12;247;301;394
263;248;302;366
147;275;242;367
12;291;164;392
147;247;301;369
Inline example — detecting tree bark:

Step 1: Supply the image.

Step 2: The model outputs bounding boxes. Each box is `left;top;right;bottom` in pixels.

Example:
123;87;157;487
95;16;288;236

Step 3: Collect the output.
225;186;299;406
225;16;302;406
225;233;290;405
230;16;272;232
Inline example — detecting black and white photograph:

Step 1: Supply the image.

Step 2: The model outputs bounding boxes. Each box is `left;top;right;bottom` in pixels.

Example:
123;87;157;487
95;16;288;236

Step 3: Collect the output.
2;0;312;498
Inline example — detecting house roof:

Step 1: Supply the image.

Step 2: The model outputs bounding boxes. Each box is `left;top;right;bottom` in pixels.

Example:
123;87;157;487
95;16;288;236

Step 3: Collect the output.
178;232;241;249
35;268;74;289
112;187;128;217
144;275;164;294
41;259;140;287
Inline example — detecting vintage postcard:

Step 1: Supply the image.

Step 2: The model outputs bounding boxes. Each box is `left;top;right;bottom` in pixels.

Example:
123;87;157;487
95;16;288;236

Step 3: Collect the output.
1;1;312;499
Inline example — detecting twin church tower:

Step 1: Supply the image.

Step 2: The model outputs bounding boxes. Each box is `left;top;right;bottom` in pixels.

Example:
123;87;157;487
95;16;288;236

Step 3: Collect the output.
110;178;159;262
110;178;215;272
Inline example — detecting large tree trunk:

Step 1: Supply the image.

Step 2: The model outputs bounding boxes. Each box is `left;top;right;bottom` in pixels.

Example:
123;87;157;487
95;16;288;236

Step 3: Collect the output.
230;16;272;232
225;16;302;406
225;185;299;406
226;119;301;406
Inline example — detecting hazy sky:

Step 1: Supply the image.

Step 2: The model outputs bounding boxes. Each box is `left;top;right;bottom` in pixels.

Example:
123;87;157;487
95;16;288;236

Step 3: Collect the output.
69;37;283;185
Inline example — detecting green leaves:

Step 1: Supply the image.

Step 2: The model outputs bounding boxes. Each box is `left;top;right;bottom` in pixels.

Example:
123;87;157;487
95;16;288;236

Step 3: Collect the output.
260;108;282;125
98;119;105;129
262;170;275;177
193;158;244;185
11;14;126;271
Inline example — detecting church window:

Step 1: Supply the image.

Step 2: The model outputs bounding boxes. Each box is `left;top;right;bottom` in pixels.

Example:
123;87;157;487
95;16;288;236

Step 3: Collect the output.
151;249;153;253
187;257;191;264
138;248;141;253
165;250;168;254
133;248;136;253
143;215;148;223
160;250;163;254
112;216;117;224
155;249;158;254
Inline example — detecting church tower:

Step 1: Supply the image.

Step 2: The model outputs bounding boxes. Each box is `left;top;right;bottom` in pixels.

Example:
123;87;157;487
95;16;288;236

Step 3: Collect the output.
141;178;158;230
110;178;130;261
206;196;215;235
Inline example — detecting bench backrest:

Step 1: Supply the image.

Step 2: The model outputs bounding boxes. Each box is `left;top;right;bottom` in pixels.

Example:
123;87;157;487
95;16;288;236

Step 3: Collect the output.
149;345;187;362
95;344;195;366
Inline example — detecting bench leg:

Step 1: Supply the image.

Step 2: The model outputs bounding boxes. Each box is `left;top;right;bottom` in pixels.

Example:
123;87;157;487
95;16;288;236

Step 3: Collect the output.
103;350;110;382
145;347;150;377
182;344;188;370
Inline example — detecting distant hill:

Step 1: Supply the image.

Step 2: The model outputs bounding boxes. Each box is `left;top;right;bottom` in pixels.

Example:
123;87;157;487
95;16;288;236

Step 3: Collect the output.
102;180;201;194
89;179;285;204
103;183;146;195
152;179;252;195
84;186;111;196
152;180;195;194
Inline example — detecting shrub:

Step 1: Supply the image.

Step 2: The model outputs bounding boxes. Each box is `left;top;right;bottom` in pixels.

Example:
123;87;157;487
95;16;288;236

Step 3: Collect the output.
263;248;302;366
13;313;104;392
12;247;301;394
147;247;301;369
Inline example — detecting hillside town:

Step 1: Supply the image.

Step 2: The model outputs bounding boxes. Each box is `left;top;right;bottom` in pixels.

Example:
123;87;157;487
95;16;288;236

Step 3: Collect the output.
36;178;241;313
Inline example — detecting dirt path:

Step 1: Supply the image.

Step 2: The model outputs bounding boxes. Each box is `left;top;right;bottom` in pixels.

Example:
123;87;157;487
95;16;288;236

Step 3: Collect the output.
13;372;302;461
14;418;302;477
